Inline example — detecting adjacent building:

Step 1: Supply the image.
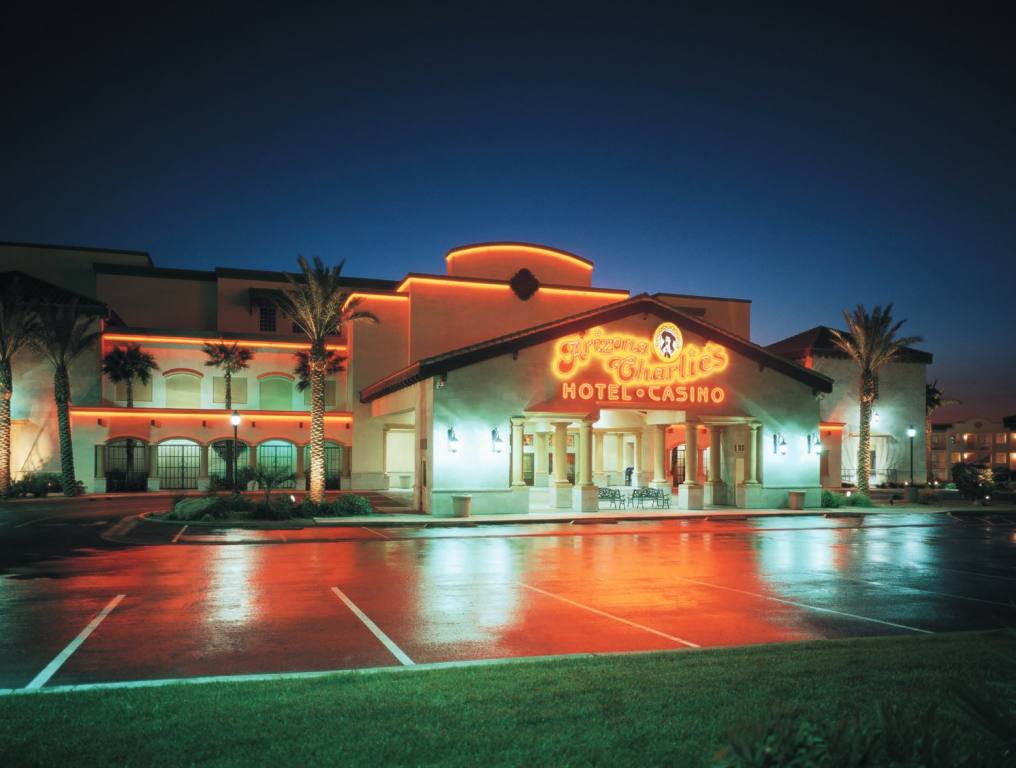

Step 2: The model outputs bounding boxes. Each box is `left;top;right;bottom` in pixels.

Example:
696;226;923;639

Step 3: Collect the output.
930;417;1016;481
1;240;933;511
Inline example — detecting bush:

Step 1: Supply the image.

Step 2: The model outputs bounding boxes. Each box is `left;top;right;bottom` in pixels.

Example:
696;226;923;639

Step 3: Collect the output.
714;697;1012;767
918;490;940;505
821;490;843;508
252;495;295;521
843;492;874;508
333;494;374;517
952;463;995;500
165;496;222;521
5;472;66;498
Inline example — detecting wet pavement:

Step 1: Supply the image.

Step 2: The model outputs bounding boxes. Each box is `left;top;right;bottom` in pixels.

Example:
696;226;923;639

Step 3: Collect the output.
1;499;1015;690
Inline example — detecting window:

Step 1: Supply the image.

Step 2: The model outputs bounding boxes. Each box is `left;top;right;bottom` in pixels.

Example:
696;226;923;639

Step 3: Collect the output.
164;373;201;408
978;433;991;447
259;376;293;410
302;379;339;408
995;452;1007;467
212;376;248;404
950;452;962;465
259;305;277;332
113;376;153;403
996;433;1007;444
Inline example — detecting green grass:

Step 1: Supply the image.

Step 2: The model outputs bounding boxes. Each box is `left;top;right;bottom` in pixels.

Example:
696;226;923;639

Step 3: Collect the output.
2;631;1014;767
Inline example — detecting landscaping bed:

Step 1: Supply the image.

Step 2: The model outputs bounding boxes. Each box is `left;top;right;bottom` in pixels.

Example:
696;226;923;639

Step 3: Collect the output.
2;631;1014;767
156;491;375;524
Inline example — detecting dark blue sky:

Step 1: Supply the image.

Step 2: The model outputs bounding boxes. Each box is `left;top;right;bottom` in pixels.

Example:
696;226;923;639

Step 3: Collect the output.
2;3;1012;420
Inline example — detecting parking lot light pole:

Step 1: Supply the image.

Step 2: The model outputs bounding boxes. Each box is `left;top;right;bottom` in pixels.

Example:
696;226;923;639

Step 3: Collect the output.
231;410;241;493
906;425;917;501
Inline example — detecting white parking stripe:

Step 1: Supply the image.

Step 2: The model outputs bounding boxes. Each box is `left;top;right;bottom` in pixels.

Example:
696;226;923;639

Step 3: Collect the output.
362;527;390;539
25;594;126;690
331;587;414;666
520;583;700;648
844;576;1016;609
671;576;933;634
171;525;188;543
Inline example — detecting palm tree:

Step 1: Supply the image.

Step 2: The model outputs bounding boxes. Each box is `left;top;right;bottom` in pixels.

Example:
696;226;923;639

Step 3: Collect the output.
0;276;38;495
101;344;159;407
276;256;377;503
925;380;960;483
31;300;102;495
202;341;254;409
830;304;922;494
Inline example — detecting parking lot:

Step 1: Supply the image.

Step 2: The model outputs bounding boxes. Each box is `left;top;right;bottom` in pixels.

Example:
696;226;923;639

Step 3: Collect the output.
2;509;1015;691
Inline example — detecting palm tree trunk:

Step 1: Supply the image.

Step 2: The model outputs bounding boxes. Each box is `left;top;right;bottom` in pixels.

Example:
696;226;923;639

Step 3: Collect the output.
309;351;326;503
856;372;874;494
0;359;12;496
54;364;78;496
224;370;232;411
126;378;134;409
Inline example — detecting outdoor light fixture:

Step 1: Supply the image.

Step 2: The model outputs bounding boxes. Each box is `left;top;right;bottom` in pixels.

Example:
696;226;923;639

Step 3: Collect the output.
230;410;241;493
447;427;459;453
906;425;917;439
773;434;787;455
872;410;880;426
807;433;821;455
491;428;505;453
906;424;917;490
230;410;241;428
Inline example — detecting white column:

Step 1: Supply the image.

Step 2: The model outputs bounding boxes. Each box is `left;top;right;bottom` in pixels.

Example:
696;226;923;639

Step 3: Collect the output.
746;423;760;484
551;421;571;508
533;431;549;487
633;430;644;485
678;421;703;510
593;431;605;486
510;417;525;487
651;424;668;488
573;419;598;512
704;424;724;505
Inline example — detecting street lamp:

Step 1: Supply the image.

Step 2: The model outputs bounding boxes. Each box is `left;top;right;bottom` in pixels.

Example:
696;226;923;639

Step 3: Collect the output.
906;425;917;501
231;410;241;493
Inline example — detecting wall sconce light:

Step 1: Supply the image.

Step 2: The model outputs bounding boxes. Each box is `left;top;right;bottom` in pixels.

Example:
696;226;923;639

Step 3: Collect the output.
491;428;505;453
447;427;459;453
807;433;821;455
773;434;788;455
871;410;880;426
906;425;917;439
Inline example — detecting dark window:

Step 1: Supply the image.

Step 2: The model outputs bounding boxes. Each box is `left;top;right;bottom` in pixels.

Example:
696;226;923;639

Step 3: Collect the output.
259;305;277;332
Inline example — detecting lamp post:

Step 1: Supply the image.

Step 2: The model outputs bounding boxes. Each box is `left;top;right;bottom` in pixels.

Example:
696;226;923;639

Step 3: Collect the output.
231;410;241;493
906;425;917;501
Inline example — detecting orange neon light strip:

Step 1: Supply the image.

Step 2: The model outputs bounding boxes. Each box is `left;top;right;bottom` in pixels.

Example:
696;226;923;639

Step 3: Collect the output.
446;244;594;270
341;292;410;310
820;423;846;432
70;407;352;422
103;334;347;352
540;286;630;300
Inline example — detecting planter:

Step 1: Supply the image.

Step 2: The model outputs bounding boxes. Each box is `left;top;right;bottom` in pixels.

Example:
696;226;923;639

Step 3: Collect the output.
787;491;805;510
451;494;472;518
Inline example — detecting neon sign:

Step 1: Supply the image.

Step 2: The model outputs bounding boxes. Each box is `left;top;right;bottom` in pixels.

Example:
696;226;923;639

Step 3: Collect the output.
552;323;729;405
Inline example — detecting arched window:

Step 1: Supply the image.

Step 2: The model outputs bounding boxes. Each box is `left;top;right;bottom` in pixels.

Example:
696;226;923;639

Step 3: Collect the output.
165;373;201;408
157;438;201;489
105;438;148;492
303;441;343;489
257;439;296;488
259;376;293;410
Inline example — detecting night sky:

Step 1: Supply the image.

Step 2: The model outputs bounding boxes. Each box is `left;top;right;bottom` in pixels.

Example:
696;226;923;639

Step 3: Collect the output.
2;3;1012;420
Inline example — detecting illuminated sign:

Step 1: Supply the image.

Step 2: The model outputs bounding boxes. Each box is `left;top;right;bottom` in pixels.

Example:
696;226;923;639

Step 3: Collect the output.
552;323;729;405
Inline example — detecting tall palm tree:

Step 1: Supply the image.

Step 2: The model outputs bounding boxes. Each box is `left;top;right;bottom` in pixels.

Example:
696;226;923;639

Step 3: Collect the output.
925;380;960;483
31;300;102;496
202;341;254;409
830;304;922;494
101;344;159;407
0;276;38;495
276;256;377;502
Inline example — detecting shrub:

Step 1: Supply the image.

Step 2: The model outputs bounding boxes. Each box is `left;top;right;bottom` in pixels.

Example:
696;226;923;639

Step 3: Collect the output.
165;496;222;521
219;492;255;515
952;462;994;500
333;494;374;517
713;697;1010;767
918;490;940;505
843;492;874;508
821;490;843;508
299;498;332;518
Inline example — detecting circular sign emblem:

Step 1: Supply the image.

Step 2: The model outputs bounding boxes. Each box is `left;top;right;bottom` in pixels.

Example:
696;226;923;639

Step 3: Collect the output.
652;322;683;361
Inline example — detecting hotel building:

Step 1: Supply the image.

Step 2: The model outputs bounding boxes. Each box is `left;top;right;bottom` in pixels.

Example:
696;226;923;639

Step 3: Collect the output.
1;241;932;511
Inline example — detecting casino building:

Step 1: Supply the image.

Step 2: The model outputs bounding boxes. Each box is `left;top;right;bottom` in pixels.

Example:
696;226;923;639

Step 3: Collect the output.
0;241;931;512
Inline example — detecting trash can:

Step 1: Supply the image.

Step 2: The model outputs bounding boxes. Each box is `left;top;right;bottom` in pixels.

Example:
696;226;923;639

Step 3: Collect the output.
451;494;472;518
787;491;805;510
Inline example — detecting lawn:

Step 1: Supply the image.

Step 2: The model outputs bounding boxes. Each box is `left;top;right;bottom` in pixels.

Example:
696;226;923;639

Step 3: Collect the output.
2;631;1014;767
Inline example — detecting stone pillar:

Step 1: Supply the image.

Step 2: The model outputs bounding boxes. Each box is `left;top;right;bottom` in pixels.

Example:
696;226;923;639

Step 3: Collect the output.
534;431;550;487
592;431;606;486
510;417;526;487
573;420;598;512
147;444;160;491
551;421;571;508
295;444;306;491
678;422;703;510
736;422;765;509
651;424;669;489
198;444;210;491
704;424;724;505
633;430;645;486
